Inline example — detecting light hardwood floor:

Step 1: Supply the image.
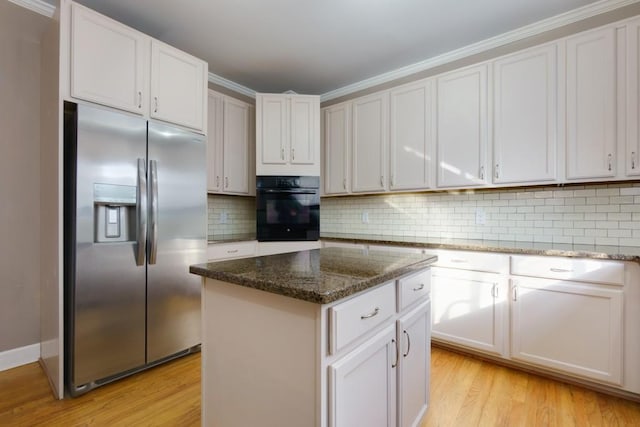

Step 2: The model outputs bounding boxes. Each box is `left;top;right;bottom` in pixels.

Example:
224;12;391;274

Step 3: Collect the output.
1;347;639;426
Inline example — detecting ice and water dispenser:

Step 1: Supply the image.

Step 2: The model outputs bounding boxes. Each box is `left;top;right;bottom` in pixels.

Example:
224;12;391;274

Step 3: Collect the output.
93;183;137;243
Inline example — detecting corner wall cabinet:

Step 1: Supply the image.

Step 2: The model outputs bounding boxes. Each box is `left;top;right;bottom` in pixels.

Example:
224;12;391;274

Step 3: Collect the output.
256;93;320;176
206;90;255;195
69;2;207;132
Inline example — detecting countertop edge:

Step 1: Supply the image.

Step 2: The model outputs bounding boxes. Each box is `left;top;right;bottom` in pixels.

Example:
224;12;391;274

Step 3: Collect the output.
320;236;640;263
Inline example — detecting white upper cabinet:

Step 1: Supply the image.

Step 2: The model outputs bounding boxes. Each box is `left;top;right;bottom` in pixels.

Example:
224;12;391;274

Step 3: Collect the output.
323;102;351;195
68;2;207;132
566;27;618;180
436;64;489;188
256;93;320;176
70;2;148;115
206;91;224;192
493;44;559;184
223;98;253;194
150;40;207;131
389;80;434;191
352;91;389;193
206;90;254;195
627;18;640;176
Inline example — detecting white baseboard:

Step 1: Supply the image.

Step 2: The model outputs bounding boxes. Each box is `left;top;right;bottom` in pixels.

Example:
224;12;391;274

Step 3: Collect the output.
0;343;40;372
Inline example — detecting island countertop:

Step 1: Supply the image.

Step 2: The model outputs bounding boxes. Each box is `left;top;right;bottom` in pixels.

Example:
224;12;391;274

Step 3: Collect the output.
189;247;437;304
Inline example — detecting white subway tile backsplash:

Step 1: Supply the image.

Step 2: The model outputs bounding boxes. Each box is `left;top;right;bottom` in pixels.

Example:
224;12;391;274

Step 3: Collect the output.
320;182;640;246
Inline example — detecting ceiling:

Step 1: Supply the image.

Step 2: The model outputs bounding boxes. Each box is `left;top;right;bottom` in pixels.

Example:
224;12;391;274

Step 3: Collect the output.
42;0;616;96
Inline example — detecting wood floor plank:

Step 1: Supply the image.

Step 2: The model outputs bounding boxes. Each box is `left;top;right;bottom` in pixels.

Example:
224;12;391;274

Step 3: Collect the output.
1;346;639;426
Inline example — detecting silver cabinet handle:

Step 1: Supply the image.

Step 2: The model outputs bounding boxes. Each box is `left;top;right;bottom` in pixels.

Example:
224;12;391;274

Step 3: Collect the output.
148;159;159;265
343;178;347;190
292;148;295;160
281;147;285;160
550;267;573;273
380;175;384;187
216;176;220;188
392;338;399;368
491;283;499;298
138;91;142;109
403;330;411;357
608;153;612;171
154;96;159;113
225;177;229;188
480;165;485;180
512;286;518;302
360;307;380;319
413;284;424;292
135;158;147;266
495;164;500;179
227;249;239;254
390;175;395;187
632;152;636;170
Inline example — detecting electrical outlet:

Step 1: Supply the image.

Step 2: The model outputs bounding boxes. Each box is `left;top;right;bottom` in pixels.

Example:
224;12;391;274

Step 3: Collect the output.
219;211;228;224
475;208;486;225
362;211;369;224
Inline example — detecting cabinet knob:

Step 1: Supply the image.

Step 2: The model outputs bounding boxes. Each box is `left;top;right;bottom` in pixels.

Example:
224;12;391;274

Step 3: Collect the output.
154;96;159;113
495;164;500;179
138;91;142;109
608;153;612;172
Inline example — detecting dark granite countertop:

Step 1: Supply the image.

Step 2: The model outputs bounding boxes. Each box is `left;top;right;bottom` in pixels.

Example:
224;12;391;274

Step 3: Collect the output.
320;233;640;263
207;233;257;244
190;247;437;304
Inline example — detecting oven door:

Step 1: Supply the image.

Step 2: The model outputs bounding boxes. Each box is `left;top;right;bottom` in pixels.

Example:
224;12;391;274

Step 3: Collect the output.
257;188;319;241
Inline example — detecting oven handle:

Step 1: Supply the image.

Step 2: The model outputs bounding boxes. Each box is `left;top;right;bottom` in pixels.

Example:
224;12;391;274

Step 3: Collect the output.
258;189;318;194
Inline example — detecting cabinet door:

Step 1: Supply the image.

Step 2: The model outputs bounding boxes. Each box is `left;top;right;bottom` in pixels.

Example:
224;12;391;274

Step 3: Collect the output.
566;27;617;179
150;40;207;131
70;3;147;115
627;19;640;176
206;91;224;192
398;300;430;427
436;64;488;188
329;325;396;427
324;103;351;194
390;80;433;191
493;44;558;184
258;95;288;165
352;92;388;193
290;96;318;165
511;277;623;385
431;269;505;356
223;98;251;194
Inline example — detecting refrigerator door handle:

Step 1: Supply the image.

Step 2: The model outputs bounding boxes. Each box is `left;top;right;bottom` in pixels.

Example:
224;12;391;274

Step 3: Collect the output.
136;158;148;266
149;159;159;265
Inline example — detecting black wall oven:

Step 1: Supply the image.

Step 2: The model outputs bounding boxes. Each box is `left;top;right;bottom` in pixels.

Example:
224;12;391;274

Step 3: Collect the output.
256;176;320;241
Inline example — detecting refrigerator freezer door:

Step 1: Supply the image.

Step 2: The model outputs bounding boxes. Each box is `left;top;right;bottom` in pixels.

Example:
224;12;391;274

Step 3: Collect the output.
72;104;147;387
146;121;206;363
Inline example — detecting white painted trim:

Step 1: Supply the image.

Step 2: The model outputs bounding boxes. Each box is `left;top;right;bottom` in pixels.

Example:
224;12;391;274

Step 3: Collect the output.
0;343;40;372
7;0;55;17
208;72;256;99
321;0;640;102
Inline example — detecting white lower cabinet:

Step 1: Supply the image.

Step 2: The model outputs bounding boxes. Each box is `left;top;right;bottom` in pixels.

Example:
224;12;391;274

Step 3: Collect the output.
329;325;397;427
397;300;431;427
510;277;623;385
431;268;506;356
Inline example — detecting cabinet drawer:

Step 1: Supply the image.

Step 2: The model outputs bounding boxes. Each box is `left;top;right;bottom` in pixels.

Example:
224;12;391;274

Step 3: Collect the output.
510;255;624;285
207;241;257;261
425;250;508;274
329;282;395;355
398;269;431;312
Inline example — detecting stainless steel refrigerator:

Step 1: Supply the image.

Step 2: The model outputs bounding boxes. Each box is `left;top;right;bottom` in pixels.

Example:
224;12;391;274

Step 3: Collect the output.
63;102;206;396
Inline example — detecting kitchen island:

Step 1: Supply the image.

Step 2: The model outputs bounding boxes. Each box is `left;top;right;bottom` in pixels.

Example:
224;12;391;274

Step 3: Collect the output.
190;247;437;427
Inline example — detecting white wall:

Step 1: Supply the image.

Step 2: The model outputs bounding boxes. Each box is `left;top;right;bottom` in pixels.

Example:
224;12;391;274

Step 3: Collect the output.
321;182;640;247
0;2;49;353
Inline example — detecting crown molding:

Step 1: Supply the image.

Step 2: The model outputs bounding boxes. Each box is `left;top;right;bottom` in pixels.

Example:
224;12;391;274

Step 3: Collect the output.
8;0;55;17
208;72;256;99
321;0;640;102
